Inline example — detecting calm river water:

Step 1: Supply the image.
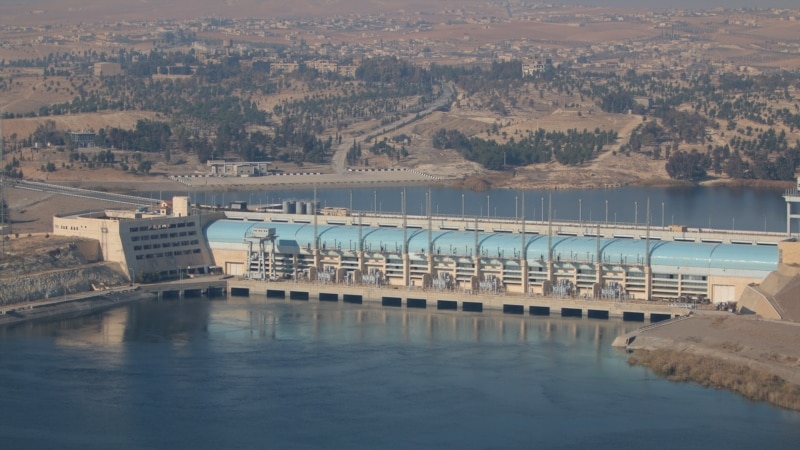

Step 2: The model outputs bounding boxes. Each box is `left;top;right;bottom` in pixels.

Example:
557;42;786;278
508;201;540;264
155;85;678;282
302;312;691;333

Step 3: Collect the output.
180;184;790;233
1;297;799;449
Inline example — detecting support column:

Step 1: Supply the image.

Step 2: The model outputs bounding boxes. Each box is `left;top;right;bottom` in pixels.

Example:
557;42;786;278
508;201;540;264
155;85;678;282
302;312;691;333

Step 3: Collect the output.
357;213;365;278
402;253;410;287
595;223;603;297
520;193;528;294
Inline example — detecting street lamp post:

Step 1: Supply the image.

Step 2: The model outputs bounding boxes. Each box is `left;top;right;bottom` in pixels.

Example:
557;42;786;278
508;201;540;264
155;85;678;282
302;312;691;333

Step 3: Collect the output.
661;202;665;228
579;199;582;226
487;195;490;218
605;200;608;226
461;193;465;218
635;201;638;226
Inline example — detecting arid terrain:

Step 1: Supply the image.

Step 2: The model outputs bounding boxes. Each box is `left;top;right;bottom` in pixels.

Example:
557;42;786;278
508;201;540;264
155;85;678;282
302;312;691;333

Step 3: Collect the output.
625;315;800;410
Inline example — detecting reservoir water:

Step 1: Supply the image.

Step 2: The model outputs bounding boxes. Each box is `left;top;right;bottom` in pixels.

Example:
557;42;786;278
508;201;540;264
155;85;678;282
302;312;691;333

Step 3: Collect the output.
1;297;799;449
181;185;790;233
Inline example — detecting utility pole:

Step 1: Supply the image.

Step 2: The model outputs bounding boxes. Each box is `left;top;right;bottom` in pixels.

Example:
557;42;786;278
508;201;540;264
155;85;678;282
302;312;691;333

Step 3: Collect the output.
0;114;7;257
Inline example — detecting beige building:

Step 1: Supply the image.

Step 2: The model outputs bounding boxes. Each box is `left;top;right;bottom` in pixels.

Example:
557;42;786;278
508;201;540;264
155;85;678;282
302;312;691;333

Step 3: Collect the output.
93;62;122;77
207;160;271;177
53;197;223;283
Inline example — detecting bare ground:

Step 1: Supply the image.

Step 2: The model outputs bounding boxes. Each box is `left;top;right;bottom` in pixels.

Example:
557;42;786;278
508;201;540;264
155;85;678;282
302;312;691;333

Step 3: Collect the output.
625;315;800;409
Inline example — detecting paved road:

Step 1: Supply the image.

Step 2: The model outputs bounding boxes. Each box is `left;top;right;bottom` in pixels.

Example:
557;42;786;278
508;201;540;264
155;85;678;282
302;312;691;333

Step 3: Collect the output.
332;83;455;174
12;180;161;207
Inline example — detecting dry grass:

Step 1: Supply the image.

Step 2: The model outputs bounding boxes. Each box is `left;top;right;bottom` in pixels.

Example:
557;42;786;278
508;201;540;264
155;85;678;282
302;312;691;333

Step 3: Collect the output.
629;349;800;412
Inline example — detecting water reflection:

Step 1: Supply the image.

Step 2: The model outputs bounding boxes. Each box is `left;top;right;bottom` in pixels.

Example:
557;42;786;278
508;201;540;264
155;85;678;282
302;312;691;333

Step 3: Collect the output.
2;297;800;449
204;295;637;356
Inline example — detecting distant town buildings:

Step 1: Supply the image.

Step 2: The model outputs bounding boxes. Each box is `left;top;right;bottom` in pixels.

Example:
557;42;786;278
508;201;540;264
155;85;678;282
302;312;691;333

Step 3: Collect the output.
93;62;122;77
207;160;272;177
68;131;96;148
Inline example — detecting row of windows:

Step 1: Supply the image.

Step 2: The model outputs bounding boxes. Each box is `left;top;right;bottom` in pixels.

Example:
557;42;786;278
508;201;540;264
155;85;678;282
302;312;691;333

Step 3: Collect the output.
129;221;196;233
130;230;197;242
133;239;200;252
134;248;201;260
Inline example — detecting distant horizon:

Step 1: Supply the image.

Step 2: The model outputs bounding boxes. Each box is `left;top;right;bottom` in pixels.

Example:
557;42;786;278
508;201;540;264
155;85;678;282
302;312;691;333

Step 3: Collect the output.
0;0;798;10
573;0;799;9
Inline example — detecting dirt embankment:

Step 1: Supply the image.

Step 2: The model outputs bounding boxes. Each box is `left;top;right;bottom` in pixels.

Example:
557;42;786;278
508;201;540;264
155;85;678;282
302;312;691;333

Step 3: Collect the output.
0;236;129;305
623;315;800;411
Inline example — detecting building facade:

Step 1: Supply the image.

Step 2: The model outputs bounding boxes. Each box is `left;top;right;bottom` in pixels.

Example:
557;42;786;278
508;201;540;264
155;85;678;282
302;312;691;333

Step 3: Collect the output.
205;217;778;303
53;197;223;282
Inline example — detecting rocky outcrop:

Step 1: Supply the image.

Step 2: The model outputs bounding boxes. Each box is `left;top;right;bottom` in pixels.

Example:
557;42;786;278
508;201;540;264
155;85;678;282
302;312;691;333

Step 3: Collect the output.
0;263;129;306
0;237;126;306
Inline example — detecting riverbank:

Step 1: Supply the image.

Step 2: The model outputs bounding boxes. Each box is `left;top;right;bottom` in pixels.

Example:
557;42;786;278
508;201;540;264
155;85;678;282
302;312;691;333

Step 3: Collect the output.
618;315;800;411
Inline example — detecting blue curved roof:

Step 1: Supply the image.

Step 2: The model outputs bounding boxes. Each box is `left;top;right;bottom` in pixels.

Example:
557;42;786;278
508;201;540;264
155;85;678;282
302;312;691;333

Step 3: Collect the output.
205;219;778;272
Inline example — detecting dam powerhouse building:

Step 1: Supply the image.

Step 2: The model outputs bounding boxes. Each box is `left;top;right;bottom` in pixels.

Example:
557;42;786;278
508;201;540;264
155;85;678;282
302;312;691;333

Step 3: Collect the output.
52;193;800;314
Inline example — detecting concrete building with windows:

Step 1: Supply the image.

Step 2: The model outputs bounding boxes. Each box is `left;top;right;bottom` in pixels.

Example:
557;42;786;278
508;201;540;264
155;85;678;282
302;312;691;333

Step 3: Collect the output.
53;197;223;282
207;160;272;177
